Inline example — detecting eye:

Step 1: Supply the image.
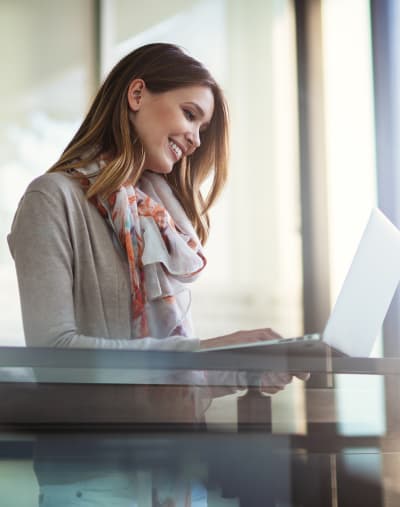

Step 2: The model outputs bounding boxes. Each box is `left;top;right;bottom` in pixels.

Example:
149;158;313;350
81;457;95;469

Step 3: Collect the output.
183;108;195;121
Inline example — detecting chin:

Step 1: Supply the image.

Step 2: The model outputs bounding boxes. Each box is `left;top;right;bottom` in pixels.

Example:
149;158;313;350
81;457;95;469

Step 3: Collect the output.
147;166;173;175
147;164;174;174
143;153;179;174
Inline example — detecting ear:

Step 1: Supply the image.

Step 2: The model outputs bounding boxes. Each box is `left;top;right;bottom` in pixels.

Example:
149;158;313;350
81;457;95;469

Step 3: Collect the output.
127;78;146;112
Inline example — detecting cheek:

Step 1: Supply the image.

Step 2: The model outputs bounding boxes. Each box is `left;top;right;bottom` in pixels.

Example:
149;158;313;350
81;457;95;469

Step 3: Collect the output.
137;104;181;149
157;106;182;133
149;112;172;142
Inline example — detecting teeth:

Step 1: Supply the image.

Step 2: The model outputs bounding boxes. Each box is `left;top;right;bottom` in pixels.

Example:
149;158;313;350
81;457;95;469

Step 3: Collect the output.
168;139;182;159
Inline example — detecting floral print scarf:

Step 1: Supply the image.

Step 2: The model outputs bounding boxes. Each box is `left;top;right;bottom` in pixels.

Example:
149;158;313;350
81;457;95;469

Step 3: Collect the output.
74;161;206;339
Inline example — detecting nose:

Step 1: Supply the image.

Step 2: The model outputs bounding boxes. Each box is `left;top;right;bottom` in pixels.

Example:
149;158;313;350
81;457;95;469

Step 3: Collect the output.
186;128;201;153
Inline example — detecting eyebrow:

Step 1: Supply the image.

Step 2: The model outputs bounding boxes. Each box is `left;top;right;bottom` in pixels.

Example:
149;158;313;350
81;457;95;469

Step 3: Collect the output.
185;102;211;130
186;101;205;117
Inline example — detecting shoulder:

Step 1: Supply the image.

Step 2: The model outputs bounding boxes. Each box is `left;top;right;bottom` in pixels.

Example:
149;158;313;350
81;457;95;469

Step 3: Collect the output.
25;172;83;201
8;173;79;255
10;172;88;235
20;172;89;216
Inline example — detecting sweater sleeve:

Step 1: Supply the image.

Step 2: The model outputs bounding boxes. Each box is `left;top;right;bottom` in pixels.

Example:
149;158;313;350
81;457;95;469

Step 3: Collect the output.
8;188;199;352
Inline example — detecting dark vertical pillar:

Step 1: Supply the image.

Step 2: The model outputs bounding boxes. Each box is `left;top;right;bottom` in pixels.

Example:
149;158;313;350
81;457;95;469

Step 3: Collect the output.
295;0;332;391
294;0;331;338
370;0;400;438
237;388;272;432
371;1;400;358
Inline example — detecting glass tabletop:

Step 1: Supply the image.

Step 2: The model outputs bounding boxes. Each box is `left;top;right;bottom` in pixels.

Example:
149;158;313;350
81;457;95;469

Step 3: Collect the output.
1;347;400;506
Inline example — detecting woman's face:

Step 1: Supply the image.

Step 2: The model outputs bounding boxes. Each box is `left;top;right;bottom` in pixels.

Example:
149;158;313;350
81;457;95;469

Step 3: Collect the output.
128;81;214;174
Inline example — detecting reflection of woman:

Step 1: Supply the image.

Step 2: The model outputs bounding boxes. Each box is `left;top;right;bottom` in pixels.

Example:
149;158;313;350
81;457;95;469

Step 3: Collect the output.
8;43;300;506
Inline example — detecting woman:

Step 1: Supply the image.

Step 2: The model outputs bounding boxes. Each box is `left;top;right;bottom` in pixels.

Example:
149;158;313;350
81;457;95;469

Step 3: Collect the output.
8;43;303;506
8;42;292;366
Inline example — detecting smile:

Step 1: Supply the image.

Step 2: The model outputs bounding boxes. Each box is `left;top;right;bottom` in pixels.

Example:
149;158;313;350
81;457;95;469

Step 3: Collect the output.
168;139;183;160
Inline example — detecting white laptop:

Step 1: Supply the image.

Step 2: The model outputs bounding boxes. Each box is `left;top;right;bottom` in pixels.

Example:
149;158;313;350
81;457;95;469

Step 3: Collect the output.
201;208;400;358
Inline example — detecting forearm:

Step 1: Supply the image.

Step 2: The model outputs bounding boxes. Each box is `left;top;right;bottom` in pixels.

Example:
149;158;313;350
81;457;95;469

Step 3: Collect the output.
42;331;200;351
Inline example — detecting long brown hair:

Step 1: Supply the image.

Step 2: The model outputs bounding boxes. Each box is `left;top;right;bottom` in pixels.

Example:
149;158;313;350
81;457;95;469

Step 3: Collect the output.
48;43;229;244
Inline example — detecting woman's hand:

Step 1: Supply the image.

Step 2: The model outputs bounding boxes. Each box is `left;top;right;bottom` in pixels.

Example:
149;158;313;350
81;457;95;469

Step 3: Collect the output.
199;328;282;350
200;328;310;393
259;371;310;394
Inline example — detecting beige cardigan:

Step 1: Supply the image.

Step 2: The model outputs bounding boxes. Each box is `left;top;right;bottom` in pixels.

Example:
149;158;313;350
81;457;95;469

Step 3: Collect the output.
8;172;200;351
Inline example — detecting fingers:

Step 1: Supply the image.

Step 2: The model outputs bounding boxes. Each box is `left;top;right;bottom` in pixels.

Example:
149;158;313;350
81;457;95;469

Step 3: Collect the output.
294;372;311;381
258;371;310;395
234;328;282;342
265;328;282;339
259;372;293;392
263;372;293;385
238;328;282;343
261;386;285;395
202;327;283;349
253;328;282;341
275;372;293;383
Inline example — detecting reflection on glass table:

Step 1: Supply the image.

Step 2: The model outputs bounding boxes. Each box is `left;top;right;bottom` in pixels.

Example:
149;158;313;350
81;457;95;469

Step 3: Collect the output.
1;347;400;506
